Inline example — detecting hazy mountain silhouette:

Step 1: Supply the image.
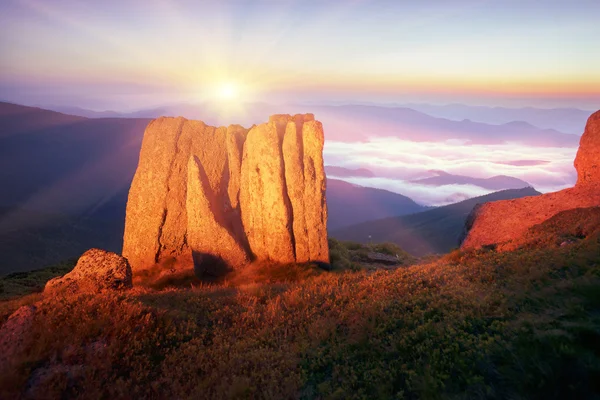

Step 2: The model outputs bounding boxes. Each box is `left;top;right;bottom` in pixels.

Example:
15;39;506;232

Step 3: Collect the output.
0;101;86;137
403;103;591;134
331;187;541;256
0;102;150;215
312;105;579;146
325;166;375;178
0;203;126;274
411;170;531;190
47;106;122;118
327;178;426;230
42;102;580;147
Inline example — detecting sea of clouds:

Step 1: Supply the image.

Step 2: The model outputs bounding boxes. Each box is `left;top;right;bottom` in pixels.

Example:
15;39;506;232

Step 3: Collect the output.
324;137;578;206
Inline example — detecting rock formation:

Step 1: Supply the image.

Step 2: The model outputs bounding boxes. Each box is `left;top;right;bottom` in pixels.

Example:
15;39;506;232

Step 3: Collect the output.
0;305;37;367
45;248;133;294
123;114;329;274
462;110;600;250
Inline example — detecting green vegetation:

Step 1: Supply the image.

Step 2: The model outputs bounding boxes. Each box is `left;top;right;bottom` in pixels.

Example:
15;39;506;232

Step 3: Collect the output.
1;209;599;399
328;238;416;271
0;259;75;301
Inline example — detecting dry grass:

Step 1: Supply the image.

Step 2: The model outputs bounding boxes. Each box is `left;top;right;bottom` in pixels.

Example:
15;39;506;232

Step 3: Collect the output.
1;221;600;399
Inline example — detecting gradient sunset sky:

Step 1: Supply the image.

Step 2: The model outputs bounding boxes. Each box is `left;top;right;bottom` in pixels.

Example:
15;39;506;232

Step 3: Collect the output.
1;0;599;110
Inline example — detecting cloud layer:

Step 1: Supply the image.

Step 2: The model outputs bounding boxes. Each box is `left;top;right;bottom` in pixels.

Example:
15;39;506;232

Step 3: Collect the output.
324;137;578;206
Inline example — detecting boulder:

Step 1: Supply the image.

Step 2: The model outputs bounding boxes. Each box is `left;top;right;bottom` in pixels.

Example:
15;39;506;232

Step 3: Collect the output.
123;114;329;274
462;110;600;250
0;305;36;367
44;248;133;294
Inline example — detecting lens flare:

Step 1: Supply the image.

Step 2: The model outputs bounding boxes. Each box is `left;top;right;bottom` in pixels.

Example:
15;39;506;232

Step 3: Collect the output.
216;82;239;100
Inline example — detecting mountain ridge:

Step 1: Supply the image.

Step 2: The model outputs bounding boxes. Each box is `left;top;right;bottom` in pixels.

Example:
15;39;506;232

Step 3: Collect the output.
331;187;541;256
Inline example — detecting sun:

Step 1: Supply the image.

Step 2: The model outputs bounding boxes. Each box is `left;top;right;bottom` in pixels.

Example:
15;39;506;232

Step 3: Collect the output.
216;82;239;100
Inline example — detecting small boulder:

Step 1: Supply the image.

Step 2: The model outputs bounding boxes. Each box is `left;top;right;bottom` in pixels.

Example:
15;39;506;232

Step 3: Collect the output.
0;305;37;367
44;248;133;294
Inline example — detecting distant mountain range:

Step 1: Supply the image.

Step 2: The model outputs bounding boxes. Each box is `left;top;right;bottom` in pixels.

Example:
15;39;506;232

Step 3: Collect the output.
324;166;375;178
411;170;531;191
327;167;532;192
0;102;149;215
402;103;591;135
327;179;427;230
43;102;582;147
331;187;541;256
312;105;579;147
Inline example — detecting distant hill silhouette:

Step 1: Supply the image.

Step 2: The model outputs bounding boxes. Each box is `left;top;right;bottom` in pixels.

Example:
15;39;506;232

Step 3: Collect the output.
312;105;579;147
0;101;150;214
0;102;149;273
43;102;581;147
46;106;122;118
325;166;375;178
327;178;426;230
0;204;125;273
403;103;591;134
411;170;531;190
331;187;541;256
0;101;86;137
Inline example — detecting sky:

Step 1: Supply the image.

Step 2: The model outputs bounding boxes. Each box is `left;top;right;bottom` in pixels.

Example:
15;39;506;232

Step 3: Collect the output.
1;0;599;111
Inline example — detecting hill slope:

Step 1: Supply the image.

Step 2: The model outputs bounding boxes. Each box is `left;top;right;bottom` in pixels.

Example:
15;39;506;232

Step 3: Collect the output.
331;187;541;256
2;207;599;399
43;102;581;147
0;102;150;214
326;178;426;230
411;170;531;190
324;166;375;178
404;103;591;134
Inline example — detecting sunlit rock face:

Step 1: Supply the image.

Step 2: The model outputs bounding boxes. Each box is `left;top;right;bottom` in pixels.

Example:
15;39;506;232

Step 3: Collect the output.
462;110;600;250
575;110;600;186
123;114;328;274
44;248;133;294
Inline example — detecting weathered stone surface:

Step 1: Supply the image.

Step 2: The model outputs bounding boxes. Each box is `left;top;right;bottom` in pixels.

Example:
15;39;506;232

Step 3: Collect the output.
462;110;600;250
123;117;190;271
283;120;310;262
575;110;600;186
187;156;250;274
123;114;329;273
44;248;133;294
302;120;329;263
0;305;36;367
240;121;295;263
226;124;249;209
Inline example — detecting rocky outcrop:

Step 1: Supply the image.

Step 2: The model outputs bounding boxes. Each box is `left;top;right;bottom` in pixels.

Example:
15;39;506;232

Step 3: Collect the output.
574;110;600;185
44;248;133;294
462;110;600;250
0;305;36;367
123;114;329;274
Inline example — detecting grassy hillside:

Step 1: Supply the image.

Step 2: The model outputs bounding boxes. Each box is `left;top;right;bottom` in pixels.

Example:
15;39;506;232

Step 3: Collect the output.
332;187;541;256
1;207;599;399
0;204;126;274
327;178;427;230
